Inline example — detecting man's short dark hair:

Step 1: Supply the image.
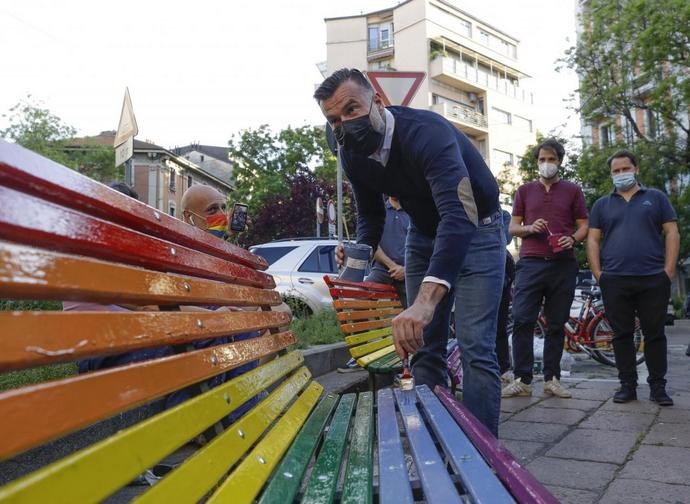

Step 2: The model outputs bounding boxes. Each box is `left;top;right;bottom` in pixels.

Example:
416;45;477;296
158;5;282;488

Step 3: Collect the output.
108;181;139;200
534;138;566;163
313;68;373;103
607;149;637;168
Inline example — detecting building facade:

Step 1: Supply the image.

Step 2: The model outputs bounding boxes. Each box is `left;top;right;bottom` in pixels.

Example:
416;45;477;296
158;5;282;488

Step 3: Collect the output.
324;0;537;182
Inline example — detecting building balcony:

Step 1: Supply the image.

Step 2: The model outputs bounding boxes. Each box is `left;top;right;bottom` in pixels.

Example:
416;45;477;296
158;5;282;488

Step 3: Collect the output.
367;42;394;62
430;102;488;136
430;56;533;104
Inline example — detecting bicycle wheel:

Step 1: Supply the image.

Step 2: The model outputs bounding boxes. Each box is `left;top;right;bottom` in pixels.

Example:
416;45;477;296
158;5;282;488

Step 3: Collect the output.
590;316;645;366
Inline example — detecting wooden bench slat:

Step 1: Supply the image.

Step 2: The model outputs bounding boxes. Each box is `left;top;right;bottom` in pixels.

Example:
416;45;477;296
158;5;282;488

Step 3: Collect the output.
207;381;324;504
416;386;515;503
344;326;392;346
367;353;402;373
350;335;394;359
0;352;304;504
0;186;274;288
0;332;295;460
1;311;290;370
0;241;280;309
356;345;397;368
340;318;397;334
333;299;402;310
0;140;267;270
341;392;374;504
302;393;357;504
257;393;340;504
376;388;414;504
324;276;397;292
394;388;463;504
337;307;403;322
328;287;399;300
137;366;313;503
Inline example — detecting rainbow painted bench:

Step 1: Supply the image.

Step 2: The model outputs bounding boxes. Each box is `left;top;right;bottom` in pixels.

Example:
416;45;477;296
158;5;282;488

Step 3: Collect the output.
0;140;556;503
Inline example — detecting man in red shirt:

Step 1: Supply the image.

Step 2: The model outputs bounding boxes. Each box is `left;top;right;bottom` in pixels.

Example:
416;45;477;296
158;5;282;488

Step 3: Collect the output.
502;139;589;398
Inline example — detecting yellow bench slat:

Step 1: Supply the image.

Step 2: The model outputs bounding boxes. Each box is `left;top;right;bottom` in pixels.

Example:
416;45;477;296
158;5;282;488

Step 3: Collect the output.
356;345;397;367
0;352;303;504
207;381;324;504
345;327;392;346
136;366;312;503
350;336;394;358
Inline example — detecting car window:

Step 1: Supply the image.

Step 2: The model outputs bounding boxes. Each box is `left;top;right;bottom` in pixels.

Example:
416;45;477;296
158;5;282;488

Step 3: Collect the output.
298;245;338;273
251;246;298;266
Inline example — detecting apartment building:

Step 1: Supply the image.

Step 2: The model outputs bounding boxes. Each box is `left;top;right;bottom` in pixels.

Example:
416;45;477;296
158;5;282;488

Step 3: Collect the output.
68;132;233;218
324;0;537;183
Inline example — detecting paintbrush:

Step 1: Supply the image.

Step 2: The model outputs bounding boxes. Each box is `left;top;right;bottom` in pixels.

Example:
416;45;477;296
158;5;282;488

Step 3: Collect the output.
399;353;414;391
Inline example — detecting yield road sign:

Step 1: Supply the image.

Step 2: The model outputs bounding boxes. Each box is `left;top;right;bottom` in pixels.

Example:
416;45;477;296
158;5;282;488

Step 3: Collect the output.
365;71;426;107
114;88;139;147
115;136;133;167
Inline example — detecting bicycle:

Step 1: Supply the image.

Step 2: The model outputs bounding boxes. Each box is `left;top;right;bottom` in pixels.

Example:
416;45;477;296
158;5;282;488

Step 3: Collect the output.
533;280;644;367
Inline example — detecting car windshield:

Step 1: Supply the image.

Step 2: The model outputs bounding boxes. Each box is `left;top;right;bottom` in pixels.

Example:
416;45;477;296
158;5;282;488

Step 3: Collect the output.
251;246;298;266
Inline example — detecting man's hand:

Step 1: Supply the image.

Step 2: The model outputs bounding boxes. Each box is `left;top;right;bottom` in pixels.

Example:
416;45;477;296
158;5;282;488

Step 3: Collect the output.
558;235;576;249
392;301;435;357
388;264;405;281
530;218;548;234
593;270;602;282
335;243;345;267
664;268;675;281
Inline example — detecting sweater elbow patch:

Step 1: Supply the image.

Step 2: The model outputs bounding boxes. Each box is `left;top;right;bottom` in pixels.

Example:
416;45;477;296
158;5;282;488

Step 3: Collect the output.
457;177;478;227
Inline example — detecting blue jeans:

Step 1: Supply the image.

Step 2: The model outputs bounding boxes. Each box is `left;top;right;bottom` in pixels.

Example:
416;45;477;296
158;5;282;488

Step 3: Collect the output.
405;213;505;436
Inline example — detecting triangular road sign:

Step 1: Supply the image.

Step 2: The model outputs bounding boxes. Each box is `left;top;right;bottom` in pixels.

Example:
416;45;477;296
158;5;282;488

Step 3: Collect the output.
366;71;426;107
114;87;139;147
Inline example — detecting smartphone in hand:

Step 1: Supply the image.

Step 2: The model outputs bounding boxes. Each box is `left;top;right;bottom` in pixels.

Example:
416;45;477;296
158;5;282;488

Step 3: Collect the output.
230;203;249;232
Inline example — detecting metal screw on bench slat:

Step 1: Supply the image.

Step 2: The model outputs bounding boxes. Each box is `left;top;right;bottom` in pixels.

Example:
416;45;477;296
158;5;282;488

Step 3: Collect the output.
170;247;177;257
196;319;204;328
257;455;266;464
237;428;244;438
224;393;231;404
211;355;218;366
154;211;161;221
183;282;191;292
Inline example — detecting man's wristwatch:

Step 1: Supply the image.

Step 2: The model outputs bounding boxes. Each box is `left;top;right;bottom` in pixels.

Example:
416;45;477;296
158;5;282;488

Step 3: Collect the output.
570;235;578;244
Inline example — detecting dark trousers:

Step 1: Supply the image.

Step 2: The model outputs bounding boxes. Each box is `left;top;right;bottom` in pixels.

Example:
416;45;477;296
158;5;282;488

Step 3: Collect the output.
512;257;577;383
599;272;670;387
496;283;512;374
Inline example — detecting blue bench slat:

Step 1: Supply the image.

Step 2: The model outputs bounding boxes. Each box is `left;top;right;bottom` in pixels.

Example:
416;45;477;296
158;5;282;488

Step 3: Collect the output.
416;385;516;503
393;388;463;504
376;389;414;504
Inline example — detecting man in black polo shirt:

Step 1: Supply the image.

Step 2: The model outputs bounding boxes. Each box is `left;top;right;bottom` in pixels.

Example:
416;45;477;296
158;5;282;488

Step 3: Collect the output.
502;139;589;399
587;150;680;405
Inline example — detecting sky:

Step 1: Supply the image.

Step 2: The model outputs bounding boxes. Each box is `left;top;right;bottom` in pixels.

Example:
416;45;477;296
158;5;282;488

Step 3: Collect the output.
0;0;581;149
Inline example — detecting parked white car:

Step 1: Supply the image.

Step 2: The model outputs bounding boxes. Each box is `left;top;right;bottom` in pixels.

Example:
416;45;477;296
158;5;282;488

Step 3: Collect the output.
250;238;347;317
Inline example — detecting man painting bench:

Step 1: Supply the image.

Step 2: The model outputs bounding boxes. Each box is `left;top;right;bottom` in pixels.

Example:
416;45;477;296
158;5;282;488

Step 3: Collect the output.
0;140;555;503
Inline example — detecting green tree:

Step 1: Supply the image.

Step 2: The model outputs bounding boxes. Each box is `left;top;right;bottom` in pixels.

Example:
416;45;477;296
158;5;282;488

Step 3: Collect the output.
562;0;690;259
228;125;336;214
1;97;120;182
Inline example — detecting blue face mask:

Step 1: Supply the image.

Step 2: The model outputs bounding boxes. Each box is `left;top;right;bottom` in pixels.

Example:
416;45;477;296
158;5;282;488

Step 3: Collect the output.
612;172;636;191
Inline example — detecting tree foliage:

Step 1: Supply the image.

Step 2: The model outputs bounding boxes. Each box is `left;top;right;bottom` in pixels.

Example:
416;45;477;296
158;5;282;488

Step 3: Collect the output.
562;0;690;261
1;97;120;182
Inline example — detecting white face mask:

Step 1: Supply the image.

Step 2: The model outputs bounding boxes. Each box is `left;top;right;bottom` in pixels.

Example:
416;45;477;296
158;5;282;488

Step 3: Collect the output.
538;162;559;179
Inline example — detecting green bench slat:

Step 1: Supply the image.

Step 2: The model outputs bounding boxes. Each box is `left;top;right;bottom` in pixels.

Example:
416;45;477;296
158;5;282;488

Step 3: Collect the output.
258;393;339;504
341;392;374;504
367;352;402;373
302;394;357;504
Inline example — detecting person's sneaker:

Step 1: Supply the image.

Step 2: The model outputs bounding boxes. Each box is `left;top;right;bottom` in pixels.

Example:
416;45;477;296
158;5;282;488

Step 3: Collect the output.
649;385;674;406
500;370;514;384
613;384;637;403
501;377;532;397
337;358;361;373
544;377;572;398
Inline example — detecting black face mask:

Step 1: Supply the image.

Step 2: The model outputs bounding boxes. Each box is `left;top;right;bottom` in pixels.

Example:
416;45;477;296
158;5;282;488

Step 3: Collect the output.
334;100;384;156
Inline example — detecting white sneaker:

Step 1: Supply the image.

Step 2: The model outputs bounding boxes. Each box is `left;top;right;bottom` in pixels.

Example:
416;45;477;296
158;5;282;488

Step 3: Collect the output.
501;370;514;384
544;378;572;398
501;377;532;397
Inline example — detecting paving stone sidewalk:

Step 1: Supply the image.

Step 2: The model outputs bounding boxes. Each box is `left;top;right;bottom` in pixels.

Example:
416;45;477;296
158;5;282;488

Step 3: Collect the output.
499;322;690;504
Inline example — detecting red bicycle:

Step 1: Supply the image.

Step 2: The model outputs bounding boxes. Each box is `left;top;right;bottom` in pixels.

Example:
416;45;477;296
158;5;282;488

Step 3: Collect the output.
533;281;645;367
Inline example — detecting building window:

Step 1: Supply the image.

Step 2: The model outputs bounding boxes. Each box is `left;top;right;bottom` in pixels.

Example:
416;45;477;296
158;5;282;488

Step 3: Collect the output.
599;125;614;147
492;149;513;168
644;109;657;138
478;139;487;160
368;22;393;52
458;19;471;38
187;175;193;188
124;161;133;186
492;107;512;125
169;168;176;192
514;115;533;132
478;29;490;46
169;202;176;218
